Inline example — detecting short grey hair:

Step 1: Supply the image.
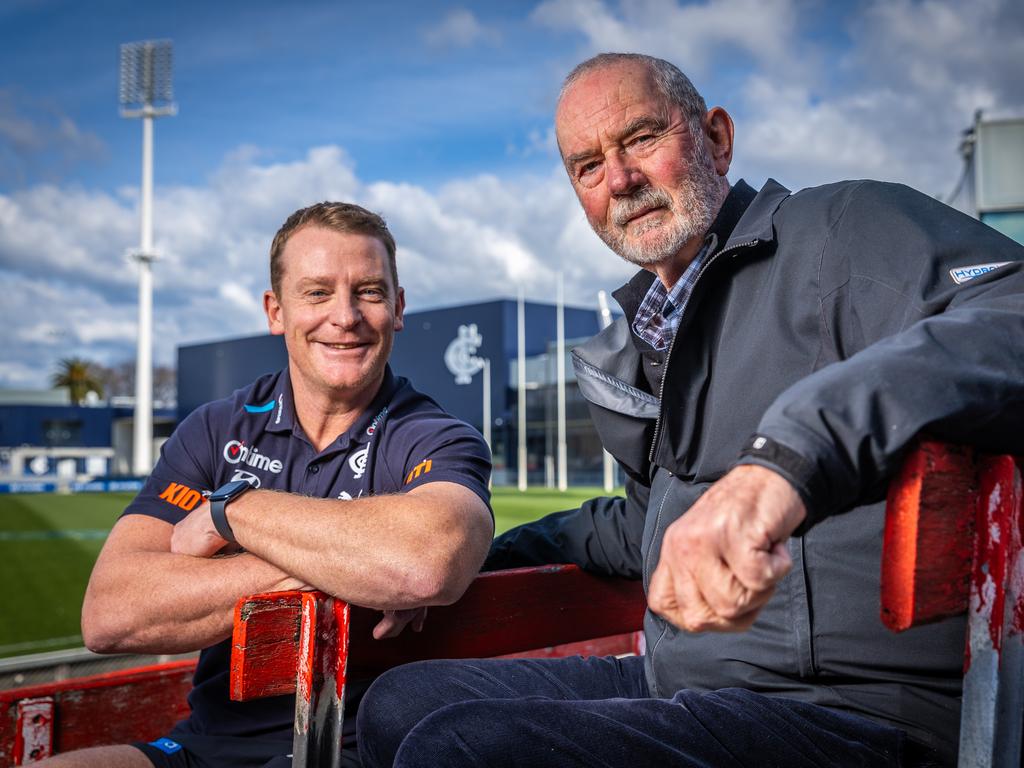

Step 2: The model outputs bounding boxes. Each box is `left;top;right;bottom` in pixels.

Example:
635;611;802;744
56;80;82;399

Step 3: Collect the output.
559;53;708;134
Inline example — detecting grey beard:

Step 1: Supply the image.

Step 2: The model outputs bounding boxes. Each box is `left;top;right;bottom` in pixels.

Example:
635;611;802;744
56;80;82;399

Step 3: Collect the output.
597;158;722;268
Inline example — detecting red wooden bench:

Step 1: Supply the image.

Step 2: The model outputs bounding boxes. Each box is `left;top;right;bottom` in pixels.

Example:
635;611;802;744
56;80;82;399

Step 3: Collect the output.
0;565;644;766
880;441;1023;768
2;440;1021;767
230;564;645;766
0;660;196;764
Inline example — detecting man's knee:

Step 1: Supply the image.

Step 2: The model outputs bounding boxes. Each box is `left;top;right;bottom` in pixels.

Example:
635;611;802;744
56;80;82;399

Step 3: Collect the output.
358;661;442;768
392;701;513;768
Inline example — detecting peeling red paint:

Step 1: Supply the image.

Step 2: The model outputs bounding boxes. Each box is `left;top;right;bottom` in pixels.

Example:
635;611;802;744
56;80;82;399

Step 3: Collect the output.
971;456;1023;653
1010;458;1024;637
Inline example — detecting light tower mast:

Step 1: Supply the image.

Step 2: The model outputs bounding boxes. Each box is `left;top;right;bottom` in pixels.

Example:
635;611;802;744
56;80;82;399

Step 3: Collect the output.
119;40;176;475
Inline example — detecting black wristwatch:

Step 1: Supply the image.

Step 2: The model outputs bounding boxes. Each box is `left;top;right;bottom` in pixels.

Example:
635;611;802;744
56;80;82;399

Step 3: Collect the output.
208;479;252;544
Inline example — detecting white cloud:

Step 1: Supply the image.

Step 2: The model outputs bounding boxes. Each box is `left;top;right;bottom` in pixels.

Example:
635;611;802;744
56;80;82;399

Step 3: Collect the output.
531;0;1024;199
532;0;806;79
0;145;633;389
422;9;499;49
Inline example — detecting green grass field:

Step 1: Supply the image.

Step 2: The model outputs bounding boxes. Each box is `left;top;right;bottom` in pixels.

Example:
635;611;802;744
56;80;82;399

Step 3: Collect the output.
0;487;618;659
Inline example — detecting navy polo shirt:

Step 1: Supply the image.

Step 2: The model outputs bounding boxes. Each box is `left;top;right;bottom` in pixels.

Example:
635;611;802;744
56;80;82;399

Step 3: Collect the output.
122;365;491;739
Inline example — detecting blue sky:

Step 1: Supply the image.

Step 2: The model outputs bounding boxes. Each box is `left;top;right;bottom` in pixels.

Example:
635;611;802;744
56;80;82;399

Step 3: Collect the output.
2;0;1022;389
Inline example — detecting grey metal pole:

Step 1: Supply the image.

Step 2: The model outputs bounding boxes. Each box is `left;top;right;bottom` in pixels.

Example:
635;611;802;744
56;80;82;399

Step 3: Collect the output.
132;112;154;475
482;358;491;452
120;39;175;476
517;288;527;492
597;290;615;493
556;273;567;491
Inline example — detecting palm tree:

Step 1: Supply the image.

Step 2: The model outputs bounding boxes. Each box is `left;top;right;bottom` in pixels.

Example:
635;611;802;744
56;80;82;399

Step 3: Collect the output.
51;357;104;405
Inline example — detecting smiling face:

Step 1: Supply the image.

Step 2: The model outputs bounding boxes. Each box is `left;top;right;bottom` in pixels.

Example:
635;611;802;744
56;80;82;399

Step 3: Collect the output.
264;226;404;407
556;60;730;276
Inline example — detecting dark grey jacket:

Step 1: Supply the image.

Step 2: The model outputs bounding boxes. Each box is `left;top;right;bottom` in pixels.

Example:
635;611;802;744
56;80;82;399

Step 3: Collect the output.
487;179;1024;763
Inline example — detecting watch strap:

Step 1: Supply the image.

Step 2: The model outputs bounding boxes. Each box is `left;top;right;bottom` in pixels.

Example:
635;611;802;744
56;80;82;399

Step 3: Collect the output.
210;497;237;544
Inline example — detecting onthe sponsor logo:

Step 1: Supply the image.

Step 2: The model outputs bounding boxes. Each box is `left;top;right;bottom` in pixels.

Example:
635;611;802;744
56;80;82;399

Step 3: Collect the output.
366;406;389;436
158;482;203;511
349;445;370;479
949;262;1011;284
405;459;432;485
231;470;262;488
444;324;484;384
223;440;284;474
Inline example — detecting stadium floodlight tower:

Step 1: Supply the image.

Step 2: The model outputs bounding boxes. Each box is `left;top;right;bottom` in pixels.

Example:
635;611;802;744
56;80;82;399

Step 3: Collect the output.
119;40;176;475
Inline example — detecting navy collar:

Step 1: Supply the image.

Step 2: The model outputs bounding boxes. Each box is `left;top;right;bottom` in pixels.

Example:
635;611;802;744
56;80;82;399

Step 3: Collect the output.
263;365;399;454
335;366;399;452
263;371;297;435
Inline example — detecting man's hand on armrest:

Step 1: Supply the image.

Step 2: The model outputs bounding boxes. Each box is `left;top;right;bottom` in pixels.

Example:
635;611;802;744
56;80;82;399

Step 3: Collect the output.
648;465;806;633
372;607;428;639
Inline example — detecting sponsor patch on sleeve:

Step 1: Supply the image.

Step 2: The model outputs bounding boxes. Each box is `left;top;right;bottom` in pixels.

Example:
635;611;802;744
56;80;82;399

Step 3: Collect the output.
405;459;433;485
949;262;1011;284
158;481;203;512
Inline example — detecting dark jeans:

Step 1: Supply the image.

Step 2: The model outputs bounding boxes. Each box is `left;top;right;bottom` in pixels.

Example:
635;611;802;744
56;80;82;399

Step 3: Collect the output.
357;655;936;768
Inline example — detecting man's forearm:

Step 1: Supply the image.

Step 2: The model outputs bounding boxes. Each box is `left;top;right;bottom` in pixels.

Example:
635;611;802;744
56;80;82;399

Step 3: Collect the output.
223;482;492;610
83;543;299;655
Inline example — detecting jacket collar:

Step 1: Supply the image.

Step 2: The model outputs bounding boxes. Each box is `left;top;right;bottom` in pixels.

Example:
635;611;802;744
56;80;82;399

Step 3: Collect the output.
611;178;775;320
723;178;791;249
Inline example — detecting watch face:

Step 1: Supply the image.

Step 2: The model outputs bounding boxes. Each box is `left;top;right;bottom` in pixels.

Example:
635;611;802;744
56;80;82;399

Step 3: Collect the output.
210;479;252;502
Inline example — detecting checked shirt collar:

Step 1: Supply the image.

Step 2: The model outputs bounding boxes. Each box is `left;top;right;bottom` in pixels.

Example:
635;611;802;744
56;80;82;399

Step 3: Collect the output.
631;237;712;352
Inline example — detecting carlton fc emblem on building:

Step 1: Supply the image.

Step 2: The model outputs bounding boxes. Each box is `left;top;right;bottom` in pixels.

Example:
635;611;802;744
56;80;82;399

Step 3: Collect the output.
444;324;484;385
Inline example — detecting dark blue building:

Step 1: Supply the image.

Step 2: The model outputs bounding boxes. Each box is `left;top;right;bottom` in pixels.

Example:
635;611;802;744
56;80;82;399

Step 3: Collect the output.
0;399;176;479
178;299;612;485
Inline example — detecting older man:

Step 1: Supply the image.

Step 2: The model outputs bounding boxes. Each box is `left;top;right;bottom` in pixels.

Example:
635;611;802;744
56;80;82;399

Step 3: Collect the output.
357;54;1024;767
41;202;493;768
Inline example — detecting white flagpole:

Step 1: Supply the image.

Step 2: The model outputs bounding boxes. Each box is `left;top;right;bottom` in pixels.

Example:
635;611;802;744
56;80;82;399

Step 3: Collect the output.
517;288;528;492
597;290;615;493
557;273;567;491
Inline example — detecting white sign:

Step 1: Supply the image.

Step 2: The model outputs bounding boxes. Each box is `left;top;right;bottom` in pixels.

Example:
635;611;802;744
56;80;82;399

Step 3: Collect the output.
445;324;485;384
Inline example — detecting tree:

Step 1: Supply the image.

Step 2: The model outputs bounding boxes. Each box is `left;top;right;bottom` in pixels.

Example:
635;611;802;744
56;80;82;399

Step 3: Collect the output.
93;361;135;399
91;360;178;406
51;357;104;405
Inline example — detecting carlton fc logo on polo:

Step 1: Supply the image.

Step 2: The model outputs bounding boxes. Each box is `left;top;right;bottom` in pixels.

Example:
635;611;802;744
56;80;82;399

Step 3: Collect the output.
223;440;283;474
349;445;369;479
445;324;484;385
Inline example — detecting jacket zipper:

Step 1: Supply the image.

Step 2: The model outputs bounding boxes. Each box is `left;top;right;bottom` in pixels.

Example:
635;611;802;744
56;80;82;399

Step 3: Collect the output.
647;239;760;466
638;237;761;593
